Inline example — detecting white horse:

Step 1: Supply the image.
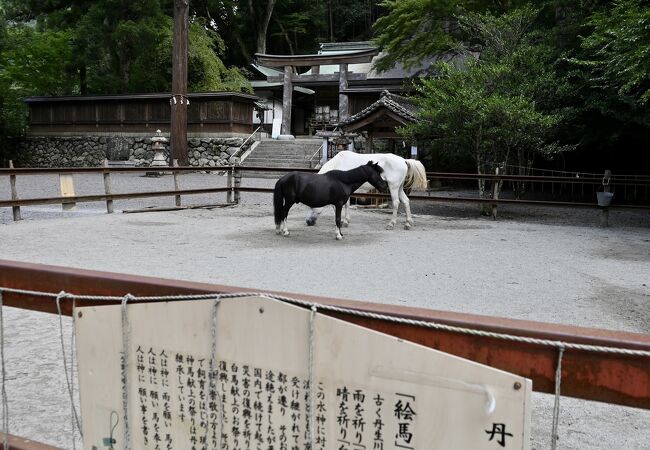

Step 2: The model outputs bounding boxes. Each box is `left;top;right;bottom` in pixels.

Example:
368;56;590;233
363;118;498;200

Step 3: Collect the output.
305;151;428;230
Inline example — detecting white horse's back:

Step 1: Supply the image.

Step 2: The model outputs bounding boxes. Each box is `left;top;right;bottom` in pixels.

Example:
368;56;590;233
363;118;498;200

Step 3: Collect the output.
310;151;427;229
321;151;426;189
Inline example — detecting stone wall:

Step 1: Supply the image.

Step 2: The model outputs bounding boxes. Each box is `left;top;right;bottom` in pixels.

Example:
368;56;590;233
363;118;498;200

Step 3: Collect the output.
17;135;247;168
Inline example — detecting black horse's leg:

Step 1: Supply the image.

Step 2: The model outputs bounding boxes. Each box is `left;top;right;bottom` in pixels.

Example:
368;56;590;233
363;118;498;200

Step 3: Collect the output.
334;203;344;240
281;194;295;236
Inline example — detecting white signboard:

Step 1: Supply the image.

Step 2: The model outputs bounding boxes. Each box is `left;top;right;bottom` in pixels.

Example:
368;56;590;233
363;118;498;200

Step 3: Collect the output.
75;297;532;450
271;118;281;139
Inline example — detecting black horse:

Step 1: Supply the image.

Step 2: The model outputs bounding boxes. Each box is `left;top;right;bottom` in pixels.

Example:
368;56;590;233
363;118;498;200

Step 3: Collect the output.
274;161;389;240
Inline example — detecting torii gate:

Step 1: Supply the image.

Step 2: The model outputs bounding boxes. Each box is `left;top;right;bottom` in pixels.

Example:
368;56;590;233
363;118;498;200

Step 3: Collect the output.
255;48;378;136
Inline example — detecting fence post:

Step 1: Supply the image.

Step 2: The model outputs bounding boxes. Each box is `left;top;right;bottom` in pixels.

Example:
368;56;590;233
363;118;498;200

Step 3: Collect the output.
227;167;234;203
9;160;21;221
600;170;611;227
59;171;76;211
103;159;114;214
234;167;242;204
173;159;181;207
491;167;500;220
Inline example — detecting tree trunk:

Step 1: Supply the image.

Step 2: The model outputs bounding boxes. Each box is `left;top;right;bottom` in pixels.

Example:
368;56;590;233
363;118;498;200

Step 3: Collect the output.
514;148;531;199
79;65;87;95
477;162;491;216
119;59;130;92
274;18;295;54
328;0;334;41
256;0;277;54
474;125;491;215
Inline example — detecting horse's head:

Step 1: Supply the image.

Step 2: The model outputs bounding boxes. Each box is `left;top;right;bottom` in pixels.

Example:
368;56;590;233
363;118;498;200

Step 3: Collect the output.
365;161;389;193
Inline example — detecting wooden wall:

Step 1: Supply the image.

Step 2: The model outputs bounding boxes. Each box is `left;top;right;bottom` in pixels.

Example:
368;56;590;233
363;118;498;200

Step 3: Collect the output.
25;93;257;135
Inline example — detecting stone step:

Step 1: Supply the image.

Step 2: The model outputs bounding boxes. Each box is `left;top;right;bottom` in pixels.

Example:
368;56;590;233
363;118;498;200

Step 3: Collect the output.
240;138;322;172
244;156;314;164
252;148;320;156
243;161;314;169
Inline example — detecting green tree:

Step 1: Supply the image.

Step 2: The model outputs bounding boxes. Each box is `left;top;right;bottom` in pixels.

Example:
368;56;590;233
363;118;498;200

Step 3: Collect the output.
372;0;532;71
405;61;562;204
573;0;650;109
400;7;570;205
373;0;461;71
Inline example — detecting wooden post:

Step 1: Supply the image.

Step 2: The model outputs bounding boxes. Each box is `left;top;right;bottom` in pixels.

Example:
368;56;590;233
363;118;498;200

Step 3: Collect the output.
234;167;242;204
170;0;189;165
103;159;114;214
338;63;349;122
321;137;329;166
59;173;76;211
8;160;21;221
600;169;611;227
173;159;181;207
281;65;293;135
491;167;500;220
227;168;234;203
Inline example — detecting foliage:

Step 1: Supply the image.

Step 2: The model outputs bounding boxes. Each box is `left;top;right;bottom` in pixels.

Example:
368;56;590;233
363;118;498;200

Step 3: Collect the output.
2;0;251;95
376;0;650;173
186;22;252;93
196;0;383;65
400;7;571;203
406;61;563;171
579;0;650;106
373;0;460;71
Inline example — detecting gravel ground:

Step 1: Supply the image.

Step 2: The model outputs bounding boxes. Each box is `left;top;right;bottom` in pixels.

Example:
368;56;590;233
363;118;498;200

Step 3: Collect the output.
0;172;649;449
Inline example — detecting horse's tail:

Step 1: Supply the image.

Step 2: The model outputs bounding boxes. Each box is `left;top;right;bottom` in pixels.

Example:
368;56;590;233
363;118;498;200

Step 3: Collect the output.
273;178;285;226
404;159;428;191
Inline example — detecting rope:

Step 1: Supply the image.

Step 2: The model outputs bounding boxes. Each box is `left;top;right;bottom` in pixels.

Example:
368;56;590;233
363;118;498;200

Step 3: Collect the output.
55;292;82;446
70;298;80;446
308;304;317;450
1;287;649;358
551;346;565;450
206;296;223;449
120;294;133;450
0;292;8;450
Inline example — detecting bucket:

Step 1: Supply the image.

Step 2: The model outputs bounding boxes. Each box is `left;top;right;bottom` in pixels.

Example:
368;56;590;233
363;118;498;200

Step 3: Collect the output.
596;191;614;207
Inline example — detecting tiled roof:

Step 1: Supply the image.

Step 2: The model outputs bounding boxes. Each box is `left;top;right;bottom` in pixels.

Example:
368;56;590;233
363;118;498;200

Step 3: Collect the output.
339;90;418;127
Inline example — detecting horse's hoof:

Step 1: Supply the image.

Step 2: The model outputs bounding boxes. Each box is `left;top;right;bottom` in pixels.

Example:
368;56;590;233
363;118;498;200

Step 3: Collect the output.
282;231;290;237
386;223;395;230
342;222;349;228
404;223;412;230
336;235;344;240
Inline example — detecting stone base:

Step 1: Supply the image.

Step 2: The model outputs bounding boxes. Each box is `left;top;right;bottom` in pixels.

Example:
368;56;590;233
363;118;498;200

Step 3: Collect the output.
277;134;295;140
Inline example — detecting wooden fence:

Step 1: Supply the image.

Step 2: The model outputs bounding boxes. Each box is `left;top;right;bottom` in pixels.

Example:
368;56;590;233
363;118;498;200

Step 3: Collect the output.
2;164;649;225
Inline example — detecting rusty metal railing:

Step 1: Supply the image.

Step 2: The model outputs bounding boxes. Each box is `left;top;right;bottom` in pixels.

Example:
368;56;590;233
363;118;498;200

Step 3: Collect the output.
0;259;649;448
1;259;648;409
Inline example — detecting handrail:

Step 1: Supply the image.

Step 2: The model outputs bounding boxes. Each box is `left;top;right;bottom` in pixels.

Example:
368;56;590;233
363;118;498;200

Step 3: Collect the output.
308;141;326;167
229;125;262;161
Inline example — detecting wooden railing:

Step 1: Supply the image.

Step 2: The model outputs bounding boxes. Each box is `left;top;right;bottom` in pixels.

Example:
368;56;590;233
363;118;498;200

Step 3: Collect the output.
1;164;649;223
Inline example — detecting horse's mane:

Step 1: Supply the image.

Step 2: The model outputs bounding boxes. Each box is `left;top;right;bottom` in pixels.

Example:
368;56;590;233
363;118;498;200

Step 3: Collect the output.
325;162;382;183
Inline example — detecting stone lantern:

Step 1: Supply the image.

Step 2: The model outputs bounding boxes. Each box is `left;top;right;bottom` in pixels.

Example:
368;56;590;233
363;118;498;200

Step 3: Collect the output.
147;129;169;176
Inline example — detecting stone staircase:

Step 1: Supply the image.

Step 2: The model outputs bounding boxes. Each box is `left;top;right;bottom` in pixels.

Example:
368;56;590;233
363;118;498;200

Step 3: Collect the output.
241;138;322;178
